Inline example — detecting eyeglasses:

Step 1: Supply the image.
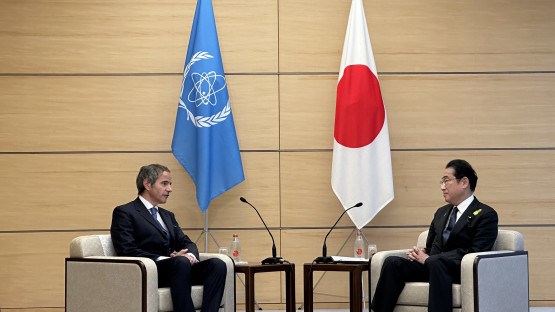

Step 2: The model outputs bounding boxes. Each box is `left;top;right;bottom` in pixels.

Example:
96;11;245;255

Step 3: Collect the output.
439;178;458;186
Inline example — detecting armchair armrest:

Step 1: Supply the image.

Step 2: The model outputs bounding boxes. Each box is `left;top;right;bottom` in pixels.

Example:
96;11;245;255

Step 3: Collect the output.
66;256;158;312
460;250;529;312
199;253;235;312
370;249;410;299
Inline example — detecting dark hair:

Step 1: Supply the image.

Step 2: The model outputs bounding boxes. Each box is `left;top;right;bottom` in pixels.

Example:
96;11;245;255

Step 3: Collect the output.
446;159;478;191
136;164;170;195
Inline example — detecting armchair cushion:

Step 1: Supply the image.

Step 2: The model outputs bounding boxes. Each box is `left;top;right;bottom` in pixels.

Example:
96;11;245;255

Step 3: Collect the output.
397;282;462;307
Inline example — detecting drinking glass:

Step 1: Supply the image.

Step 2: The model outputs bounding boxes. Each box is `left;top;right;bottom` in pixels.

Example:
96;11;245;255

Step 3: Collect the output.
368;244;377;258
219;247;228;256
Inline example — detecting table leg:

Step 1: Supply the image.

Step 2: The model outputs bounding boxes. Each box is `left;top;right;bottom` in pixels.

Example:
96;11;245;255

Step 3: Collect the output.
350;270;363;312
286;266;296;312
368;267;372;307
303;266;314;312
245;270;255;312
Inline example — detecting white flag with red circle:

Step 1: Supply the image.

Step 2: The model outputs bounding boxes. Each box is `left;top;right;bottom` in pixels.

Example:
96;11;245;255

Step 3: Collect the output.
331;0;394;229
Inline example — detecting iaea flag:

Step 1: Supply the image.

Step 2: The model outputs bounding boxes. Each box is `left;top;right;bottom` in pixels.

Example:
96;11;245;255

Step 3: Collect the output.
331;0;394;229
172;0;244;212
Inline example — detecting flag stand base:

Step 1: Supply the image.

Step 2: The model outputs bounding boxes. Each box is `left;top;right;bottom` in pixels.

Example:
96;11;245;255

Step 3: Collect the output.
194;211;218;253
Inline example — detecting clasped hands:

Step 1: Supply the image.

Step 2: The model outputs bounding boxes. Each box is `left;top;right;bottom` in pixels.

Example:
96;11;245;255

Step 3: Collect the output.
407;246;429;264
170;248;196;264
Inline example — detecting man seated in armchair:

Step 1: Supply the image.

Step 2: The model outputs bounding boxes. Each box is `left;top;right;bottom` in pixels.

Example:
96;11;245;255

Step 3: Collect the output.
110;164;226;312
371;159;498;312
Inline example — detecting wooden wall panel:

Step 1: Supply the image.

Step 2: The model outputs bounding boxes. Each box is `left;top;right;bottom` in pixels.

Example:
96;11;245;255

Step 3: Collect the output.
0;76;178;152
0;231;108;308
512;227;555;300
279;0;555;72
230;75;279;151
0;152;279;231
280;74;555;150
0;0;278;74
280;152;343;227
0;75;278;152
384;74;555;149
280;75;337;149
281;150;555;228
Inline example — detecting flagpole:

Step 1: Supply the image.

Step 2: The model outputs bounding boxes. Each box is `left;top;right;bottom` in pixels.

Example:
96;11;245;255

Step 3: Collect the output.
204;211;209;252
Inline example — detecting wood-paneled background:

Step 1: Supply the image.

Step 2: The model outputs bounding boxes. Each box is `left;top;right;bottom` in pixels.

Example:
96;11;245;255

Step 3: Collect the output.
1;0;554;310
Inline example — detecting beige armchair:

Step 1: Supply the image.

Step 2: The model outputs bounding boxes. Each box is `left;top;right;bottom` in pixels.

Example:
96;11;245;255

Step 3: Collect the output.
65;234;235;312
370;230;528;312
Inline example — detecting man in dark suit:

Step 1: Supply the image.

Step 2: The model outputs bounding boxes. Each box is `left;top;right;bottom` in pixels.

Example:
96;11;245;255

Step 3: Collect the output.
111;164;226;312
371;159;498;312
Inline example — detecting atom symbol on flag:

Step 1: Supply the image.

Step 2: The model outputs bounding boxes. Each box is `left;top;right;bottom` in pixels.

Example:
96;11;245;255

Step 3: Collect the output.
187;71;227;107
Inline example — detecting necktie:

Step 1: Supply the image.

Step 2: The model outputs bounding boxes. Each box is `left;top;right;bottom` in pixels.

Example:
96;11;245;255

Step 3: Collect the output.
150;207;171;252
442;206;458;243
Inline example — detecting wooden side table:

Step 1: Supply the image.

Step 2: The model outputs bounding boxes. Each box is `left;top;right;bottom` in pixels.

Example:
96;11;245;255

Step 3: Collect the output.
303;262;369;312
234;263;296;312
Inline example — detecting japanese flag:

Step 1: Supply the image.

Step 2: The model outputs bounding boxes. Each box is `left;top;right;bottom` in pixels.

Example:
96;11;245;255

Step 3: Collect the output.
331;0;394;229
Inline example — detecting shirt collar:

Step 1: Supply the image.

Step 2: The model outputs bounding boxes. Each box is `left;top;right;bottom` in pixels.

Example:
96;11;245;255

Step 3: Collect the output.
456;194;474;215
138;195;155;210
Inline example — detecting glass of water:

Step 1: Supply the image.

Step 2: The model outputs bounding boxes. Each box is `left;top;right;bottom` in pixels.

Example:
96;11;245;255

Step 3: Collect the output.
219;246;228;256
368;244;377;258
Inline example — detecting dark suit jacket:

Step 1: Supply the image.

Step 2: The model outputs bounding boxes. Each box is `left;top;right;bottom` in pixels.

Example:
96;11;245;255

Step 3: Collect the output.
110;197;199;261
425;197;498;266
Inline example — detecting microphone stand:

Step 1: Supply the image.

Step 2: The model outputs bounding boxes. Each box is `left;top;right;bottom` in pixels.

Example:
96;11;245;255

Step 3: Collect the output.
240;197;283;264
314;202;363;263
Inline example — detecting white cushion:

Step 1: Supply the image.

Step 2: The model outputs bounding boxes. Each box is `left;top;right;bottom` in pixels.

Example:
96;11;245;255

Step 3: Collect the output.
397;282;462;307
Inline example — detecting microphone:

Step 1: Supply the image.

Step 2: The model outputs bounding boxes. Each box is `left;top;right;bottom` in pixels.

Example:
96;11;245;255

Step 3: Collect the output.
314;202;363;263
240;197;283;264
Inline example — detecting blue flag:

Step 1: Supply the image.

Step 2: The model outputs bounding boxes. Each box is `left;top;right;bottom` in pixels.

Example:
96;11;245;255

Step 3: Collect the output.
172;0;244;212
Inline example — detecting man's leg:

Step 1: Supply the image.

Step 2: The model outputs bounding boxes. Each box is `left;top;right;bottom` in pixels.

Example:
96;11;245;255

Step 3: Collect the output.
157;257;196;312
192;258;227;312
371;256;426;312
424;255;460;312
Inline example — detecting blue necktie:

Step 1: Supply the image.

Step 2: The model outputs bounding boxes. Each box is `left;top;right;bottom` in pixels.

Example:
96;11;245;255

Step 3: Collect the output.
443;206;458;243
150;207;170;253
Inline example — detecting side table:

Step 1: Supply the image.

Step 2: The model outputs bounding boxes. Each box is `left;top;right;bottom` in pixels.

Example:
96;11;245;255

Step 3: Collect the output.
234;263;296;312
303;262;369;312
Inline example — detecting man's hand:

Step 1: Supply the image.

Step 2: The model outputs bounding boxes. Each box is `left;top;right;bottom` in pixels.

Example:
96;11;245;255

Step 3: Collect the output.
407;246;429;264
171;248;188;257
170;249;196;264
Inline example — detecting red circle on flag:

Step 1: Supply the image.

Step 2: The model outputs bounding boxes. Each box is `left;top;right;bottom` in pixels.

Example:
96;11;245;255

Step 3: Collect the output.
334;65;385;148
